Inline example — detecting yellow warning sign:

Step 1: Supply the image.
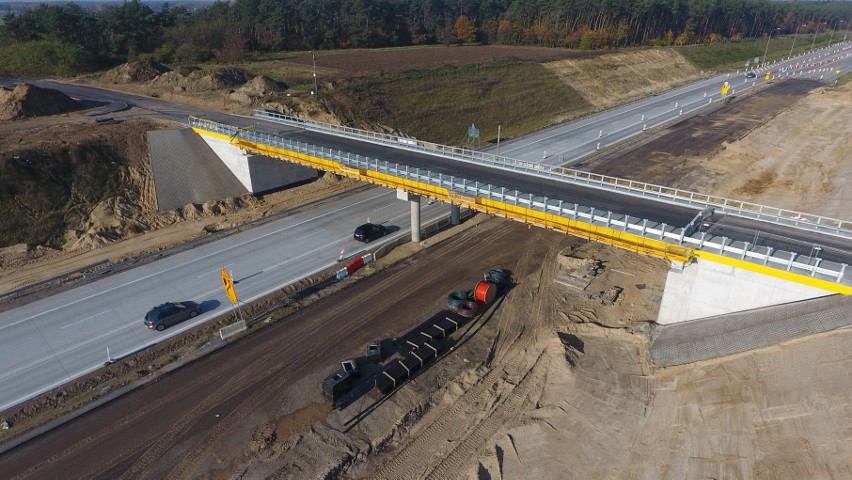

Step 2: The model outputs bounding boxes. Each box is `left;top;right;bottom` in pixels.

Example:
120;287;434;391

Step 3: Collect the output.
721;82;730;95
765;71;771;80
221;267;237;304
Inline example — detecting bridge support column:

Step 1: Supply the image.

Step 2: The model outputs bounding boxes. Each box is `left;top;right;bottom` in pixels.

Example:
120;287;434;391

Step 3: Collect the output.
410;195;421;242
397;189;422;242
450;204;460;225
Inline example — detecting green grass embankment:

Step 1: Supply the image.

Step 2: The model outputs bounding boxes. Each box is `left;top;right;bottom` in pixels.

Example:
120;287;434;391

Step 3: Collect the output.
676;34;838;72
344;61;590;145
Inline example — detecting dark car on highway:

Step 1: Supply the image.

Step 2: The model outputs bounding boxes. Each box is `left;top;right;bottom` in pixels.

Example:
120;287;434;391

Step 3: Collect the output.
745;71;756;78
144;301;200;331
353;223;388;243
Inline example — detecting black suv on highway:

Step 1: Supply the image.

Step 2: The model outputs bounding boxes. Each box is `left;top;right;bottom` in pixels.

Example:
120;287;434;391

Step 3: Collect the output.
144;301;200;331
353;223;388;243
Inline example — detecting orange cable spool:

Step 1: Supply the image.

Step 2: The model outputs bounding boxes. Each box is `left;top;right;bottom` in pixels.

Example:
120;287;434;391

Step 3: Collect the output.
473;281;496;304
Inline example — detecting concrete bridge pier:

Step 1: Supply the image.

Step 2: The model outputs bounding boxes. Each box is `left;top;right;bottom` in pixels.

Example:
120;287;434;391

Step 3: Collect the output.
397;189;421;242
410;195;421;242
450;204;460;225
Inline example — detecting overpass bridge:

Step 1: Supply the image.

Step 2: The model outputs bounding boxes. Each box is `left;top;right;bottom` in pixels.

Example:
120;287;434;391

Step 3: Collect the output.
188;113;851;323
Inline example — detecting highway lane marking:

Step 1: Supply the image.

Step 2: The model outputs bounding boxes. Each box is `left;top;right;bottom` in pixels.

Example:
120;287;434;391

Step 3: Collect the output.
0;312;214;412
0;317;155;382
1;192;420;397
198;263;235;279
498;88;709;154
1;189;395;331
186;207;430;306
62;310;111;329
296;230;323;241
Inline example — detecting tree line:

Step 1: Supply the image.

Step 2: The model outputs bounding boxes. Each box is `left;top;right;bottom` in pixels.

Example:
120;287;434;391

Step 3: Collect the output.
1;0;850;75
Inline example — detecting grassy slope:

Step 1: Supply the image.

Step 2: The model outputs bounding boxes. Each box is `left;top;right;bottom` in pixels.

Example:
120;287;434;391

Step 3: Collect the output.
676;34;837;71
342;61;590;145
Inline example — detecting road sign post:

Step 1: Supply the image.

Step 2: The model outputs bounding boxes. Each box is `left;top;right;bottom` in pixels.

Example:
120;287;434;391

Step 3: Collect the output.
221;266;244;322
221;267;237;304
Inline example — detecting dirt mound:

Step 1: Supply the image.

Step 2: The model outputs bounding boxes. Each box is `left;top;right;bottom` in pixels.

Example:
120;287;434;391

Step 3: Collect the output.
0;84;81;120
177;65;201;76
149;71;186;89
103;60;171;83
230;75;287;105
238;75;286;96
185;68;253;92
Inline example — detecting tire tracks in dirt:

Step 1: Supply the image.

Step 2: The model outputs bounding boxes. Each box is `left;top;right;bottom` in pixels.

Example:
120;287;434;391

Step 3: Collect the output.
9;354;246;480
371;232;567;479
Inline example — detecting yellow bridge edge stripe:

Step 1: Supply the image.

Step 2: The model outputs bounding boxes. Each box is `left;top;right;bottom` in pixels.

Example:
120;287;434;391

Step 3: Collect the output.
693;250;851;294
193;127;850;295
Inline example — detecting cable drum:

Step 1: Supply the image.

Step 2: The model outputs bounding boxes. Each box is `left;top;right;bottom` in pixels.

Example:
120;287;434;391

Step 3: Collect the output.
447;291;469;309
484;269;508;287
473;281;497;304
457;301;480;318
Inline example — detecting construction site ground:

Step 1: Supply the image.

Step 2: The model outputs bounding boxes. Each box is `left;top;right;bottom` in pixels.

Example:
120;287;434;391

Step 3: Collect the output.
1;77;851;477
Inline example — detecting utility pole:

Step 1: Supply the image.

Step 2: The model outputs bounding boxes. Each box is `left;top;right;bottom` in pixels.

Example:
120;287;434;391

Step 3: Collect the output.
311;51;318;96
763;27;779;65
829;20;844;46
789;24;801;58
496;124;501;154
811;22;824;51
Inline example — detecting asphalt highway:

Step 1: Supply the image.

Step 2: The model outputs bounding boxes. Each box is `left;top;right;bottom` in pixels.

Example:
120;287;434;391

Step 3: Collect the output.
0;188;448;412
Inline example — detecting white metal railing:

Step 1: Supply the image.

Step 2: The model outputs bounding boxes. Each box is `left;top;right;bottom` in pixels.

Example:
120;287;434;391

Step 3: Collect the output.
254;109;852;239
190;117;850;287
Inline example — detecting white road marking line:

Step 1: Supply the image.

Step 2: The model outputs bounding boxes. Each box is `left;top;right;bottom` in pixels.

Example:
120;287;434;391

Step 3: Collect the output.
62;310;111;329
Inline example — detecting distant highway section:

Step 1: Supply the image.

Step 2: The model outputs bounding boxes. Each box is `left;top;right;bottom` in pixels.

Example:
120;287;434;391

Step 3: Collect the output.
494;42;852;165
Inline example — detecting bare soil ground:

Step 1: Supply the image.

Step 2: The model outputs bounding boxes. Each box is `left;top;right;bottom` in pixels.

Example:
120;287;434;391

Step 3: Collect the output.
583;79;852;220
544;48;704;111
1;47;851;479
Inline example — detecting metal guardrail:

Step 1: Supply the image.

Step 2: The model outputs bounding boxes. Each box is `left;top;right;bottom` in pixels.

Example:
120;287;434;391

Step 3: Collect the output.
190;117;850;287
253;106;852;240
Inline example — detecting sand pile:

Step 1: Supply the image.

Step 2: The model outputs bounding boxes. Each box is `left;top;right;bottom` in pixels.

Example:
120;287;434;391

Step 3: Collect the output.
0;84;81;120
103;60;171;83
185;68;253;91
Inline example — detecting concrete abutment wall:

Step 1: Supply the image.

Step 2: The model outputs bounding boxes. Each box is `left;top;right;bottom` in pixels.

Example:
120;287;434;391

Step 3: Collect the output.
657;258;835;324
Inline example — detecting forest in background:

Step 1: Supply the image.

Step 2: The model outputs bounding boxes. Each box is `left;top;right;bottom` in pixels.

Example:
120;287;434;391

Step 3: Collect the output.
1;0;851;75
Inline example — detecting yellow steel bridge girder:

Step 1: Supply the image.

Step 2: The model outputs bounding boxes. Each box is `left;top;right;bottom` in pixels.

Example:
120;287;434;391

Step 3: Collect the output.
193;128;849;293
195;128;693;263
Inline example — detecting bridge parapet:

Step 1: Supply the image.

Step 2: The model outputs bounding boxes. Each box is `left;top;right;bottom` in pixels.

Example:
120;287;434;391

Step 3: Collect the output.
189;117;851;294
253;110;852;240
